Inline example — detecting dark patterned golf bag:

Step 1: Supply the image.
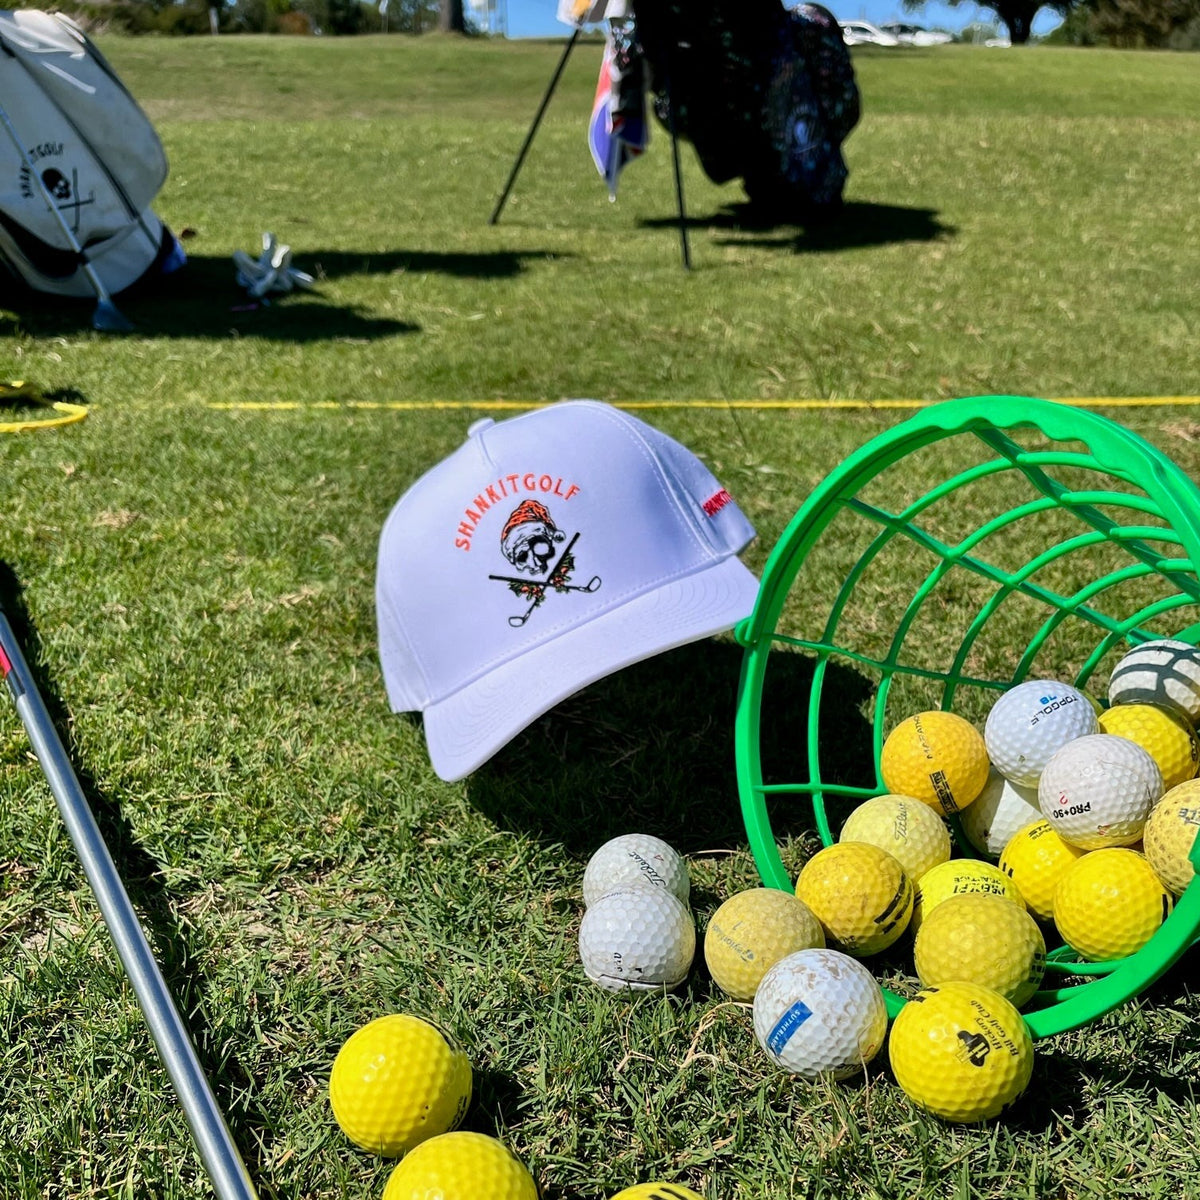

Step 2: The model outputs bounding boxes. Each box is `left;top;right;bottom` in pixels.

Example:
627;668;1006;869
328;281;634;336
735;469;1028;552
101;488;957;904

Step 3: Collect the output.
633;0;859;218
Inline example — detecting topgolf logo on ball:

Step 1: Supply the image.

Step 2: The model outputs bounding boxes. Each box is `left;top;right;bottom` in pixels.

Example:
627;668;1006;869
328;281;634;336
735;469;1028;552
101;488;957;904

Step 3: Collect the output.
1028;692;1081;726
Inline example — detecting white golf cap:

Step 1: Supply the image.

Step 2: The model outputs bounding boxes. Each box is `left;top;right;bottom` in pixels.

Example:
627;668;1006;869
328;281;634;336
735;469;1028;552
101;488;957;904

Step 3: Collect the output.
376;400;761;782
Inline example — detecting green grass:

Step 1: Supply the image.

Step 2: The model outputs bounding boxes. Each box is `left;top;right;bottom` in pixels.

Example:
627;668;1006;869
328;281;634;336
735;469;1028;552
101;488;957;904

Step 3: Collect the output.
1;34;1200;1200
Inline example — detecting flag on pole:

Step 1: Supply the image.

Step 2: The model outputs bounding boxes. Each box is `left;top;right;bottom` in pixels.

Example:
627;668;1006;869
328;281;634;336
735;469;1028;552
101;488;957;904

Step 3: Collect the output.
588;19;648;201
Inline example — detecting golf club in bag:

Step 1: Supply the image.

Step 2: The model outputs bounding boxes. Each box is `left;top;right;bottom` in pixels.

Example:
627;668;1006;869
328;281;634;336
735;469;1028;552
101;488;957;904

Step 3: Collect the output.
0;607;259;1200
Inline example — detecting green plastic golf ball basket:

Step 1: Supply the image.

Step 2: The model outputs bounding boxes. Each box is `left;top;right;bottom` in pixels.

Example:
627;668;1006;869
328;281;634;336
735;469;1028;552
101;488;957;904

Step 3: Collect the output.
732;395;1200;1040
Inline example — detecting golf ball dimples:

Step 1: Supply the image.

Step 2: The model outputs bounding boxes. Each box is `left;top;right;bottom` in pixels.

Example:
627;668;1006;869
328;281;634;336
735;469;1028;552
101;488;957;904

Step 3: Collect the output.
838;794;952;881
913;893;1046;1008
329;1014;472;1156
382;1131;538;1200
880;710;990;815
984;679;1099;787
1097;702;1200;791
752;948;888;1080
1037;733;1162;850
998;819;1086;922
1108;638;1200;724
1143;779;1200;894
1053;847;1173;960
795;842;913;956
608;1186;708;1200
579;886;695;991
704;888;824;1002
888;982;1034;1123
583;833;690;908
911;858;1025;933
959;769;1042;860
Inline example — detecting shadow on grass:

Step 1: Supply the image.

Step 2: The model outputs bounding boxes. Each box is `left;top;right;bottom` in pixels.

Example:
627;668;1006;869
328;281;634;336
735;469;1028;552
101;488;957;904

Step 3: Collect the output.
465;640;877;863
0;246;566;341
639;200;955;253
0;562;272;1192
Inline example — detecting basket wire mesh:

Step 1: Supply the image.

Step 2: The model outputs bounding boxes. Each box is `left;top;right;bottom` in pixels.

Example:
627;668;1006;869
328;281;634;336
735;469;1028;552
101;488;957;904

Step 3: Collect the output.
733;396;1200;1039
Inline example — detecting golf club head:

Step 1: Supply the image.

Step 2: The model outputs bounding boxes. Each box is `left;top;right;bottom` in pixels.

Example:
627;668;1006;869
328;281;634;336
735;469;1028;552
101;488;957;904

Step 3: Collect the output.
92;299;133;333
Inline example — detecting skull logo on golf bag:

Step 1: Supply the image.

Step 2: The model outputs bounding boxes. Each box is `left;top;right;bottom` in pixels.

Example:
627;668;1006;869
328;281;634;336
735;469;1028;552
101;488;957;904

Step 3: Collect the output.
41;168;71;200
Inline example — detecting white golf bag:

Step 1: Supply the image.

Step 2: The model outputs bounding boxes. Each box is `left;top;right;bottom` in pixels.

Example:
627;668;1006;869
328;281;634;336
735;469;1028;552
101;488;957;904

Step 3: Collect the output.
0;8;184;300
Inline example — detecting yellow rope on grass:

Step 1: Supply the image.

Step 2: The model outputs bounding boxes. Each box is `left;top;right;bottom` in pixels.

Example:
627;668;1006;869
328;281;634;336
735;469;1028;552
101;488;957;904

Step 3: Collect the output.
0;381;88;433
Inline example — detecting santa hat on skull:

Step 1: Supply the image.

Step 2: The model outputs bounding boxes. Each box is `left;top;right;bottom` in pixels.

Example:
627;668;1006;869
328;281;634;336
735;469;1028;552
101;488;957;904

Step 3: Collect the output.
501;499;556;545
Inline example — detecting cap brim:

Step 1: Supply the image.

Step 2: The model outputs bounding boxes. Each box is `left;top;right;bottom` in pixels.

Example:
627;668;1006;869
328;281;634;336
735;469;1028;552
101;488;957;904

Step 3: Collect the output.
422;557;761;782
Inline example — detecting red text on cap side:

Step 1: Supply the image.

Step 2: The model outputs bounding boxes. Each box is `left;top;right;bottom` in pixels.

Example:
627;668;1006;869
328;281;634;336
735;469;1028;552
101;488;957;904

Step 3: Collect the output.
702;489;733;517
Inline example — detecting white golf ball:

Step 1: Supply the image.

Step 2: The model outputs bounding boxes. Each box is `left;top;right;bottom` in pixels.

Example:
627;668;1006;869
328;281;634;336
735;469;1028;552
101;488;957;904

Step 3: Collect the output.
582;834;690;909
1038;733;1163;850
984;679;1099;787
959;768;1043;859
752;948;888;1080
1108;639;1200;723
578;887;696;992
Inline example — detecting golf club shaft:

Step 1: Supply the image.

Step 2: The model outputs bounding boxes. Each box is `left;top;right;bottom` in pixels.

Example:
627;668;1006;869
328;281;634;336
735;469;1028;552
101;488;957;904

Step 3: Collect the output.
0;612;258;1200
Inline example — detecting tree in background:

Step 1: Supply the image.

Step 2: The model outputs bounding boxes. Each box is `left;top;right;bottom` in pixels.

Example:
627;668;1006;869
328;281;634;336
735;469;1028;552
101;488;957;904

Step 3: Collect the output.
1087;0;1200;44
438;0;465;31
904;0;1078;41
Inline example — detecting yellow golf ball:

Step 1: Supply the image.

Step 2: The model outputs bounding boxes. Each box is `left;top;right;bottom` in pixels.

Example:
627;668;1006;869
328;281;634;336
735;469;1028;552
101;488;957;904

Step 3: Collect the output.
838;794;952;882
1053;848;1173;960
1097;702;1199;791
998;820;1086;922
329;1014;472;1157
880;710;990;816
913;893;1046;1008
704;888;824;1001
608;1186;708;1200
911;858;1026;934
795;842;913;956
1143;779;1200;894
888;982;1034;1123
383;1132;538;1200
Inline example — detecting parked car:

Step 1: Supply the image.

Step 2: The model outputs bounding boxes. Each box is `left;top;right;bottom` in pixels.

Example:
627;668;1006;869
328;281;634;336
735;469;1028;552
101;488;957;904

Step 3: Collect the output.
840;20;901;46
879;22;954;45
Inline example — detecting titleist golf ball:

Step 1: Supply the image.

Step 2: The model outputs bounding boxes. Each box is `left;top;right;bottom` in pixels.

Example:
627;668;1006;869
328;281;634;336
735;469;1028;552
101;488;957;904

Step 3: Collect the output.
838;793;952;882
1108;639;1200;723
1037;733;1162;850
579;886;695;991
984;679;1098;787
582;834;690;908
752;948;888;1080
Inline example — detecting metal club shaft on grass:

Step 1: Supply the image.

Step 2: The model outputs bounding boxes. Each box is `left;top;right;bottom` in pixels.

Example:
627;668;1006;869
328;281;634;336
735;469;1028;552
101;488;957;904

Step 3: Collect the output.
0;610;258;1200
0;96;133;332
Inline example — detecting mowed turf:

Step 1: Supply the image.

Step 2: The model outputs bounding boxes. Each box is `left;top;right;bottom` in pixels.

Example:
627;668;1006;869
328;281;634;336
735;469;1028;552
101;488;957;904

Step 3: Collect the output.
1;34;1199;1200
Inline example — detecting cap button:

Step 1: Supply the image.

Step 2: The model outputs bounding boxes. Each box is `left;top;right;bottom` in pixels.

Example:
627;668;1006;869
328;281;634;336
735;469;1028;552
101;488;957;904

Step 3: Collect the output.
467;417;495;438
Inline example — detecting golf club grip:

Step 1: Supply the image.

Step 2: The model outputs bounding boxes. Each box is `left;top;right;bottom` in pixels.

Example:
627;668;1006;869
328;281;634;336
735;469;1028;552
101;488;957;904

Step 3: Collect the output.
0;614;259;1200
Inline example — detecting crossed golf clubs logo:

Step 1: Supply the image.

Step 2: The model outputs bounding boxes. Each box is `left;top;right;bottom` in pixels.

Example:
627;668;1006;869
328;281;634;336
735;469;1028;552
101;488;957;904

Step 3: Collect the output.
489;500;601;627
